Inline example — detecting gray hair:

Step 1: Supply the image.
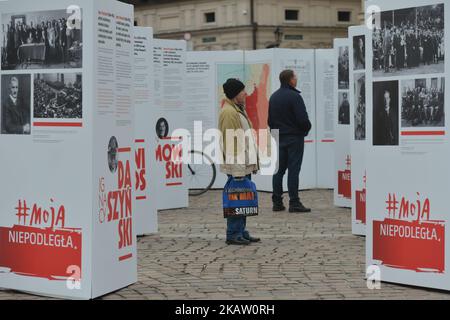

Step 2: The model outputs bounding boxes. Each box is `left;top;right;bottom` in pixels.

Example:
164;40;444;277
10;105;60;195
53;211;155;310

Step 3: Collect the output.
10;76;19;86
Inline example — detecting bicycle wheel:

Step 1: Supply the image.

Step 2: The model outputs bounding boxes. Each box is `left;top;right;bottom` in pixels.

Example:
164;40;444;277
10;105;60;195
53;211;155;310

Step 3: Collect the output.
187;150;216;196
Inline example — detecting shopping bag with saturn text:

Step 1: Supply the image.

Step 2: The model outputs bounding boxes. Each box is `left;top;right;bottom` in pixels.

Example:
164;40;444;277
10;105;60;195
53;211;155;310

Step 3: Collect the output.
223;176;259;218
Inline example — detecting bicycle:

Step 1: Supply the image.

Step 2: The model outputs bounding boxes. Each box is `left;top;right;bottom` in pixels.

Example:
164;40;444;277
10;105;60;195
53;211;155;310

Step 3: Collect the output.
187;150;216;196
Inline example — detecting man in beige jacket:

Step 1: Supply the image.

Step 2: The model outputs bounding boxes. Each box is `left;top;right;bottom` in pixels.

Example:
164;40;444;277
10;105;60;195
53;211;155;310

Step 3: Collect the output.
219;78;260;245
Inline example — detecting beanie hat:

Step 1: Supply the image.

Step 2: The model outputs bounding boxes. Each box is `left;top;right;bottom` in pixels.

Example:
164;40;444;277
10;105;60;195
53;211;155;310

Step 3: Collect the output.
223;78;245;100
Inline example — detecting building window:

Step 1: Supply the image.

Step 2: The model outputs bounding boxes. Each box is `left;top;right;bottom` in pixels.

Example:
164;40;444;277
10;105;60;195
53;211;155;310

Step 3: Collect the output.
285;34;303;41
202;36;216;43
204;12;215;23
338;11;351;22
285;9;299;21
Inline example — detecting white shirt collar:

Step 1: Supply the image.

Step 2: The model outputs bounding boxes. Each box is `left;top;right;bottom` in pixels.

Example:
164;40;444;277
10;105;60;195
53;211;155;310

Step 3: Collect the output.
9;94;17;105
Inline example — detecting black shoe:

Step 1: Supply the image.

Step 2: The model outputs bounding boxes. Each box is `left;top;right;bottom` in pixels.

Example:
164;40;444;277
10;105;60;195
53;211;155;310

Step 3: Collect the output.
226;237;250;245
289;203;311;213
272;204;286;212
244;236;261;243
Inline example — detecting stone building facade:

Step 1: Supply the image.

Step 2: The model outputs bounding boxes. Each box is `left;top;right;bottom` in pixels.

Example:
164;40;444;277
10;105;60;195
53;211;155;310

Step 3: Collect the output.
124;0;364;50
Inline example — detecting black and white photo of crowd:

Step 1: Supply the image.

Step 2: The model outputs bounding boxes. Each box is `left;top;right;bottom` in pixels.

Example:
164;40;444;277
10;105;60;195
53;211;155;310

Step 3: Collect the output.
338;92;350;125
34;73;82;119
372;4;444;77
353;35;366;71
1;9;82;70
338;46;349;89
401;77;444;128
1;74;31;135
354;74;366;140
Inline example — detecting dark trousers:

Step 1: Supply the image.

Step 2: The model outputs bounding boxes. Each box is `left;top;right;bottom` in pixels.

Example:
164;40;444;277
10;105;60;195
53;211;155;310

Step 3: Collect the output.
272;135;304;206
226;174;251;241
384;52;390;72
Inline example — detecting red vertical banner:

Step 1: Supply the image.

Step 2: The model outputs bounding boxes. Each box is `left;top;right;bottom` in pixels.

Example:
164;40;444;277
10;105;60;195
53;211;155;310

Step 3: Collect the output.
355;188;366;224
135;140;147;200
338;169;351;199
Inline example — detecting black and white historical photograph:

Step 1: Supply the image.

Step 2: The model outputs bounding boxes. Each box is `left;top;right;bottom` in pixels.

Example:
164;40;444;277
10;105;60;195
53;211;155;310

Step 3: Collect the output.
353;35;366;71
1;74;31;135
372;4;444;77
401;77;444;127
338;46;349;89
108;136;119;173
34;73;82;119
338;92;350;125
1;9;82;70
354;74;366;140
156;117;169;139
373;80;399;146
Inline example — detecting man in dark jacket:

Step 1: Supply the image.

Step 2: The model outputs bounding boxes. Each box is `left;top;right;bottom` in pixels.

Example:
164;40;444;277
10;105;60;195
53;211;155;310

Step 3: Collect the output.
1;76;30;135
338;92;350;124
374;90;398;145
268;70;312;213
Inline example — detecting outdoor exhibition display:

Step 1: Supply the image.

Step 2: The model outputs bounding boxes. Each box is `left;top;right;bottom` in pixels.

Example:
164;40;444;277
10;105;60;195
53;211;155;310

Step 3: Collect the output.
185;50;243;191
185;48;320;192
334;38;352;208
0;0;137;298
267;48;317;191
133;27;157;235
365;0;449;290
185;51;220;190
349;26;369;236
235;48;277;192
6;0;448;301
315;49;337;189
152;39;189;210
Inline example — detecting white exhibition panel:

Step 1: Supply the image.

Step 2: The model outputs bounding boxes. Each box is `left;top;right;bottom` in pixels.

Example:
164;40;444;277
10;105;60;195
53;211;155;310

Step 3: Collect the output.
334;38;352;208
153;39;189;210
349;26;368;236
185;51;220;190
91;0;137;298
133;27;157;235
0;0;137;299
366;0;450;290
210;50;245;190
186;49;319;192
274;48;317;190
244;48;278;192
315;49;336;189
185;50;248;191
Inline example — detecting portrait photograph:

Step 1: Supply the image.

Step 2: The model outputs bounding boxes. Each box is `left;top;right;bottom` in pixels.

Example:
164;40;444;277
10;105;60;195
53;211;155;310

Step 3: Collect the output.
353;35;366;71
373;80;399;146
1;74;31;135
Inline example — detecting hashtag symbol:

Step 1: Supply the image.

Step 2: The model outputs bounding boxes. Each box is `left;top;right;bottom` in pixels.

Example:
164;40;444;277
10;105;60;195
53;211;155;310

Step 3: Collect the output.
385;193;398;218
345;155;351;169
15;199;30;225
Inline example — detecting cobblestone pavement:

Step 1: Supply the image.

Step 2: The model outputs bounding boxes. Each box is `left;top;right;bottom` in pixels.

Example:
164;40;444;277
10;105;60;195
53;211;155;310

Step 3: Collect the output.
1;189;450;300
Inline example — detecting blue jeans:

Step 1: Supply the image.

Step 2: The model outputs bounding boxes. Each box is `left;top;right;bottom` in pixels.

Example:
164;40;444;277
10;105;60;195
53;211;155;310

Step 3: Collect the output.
226;174;251;241
272;135;304;206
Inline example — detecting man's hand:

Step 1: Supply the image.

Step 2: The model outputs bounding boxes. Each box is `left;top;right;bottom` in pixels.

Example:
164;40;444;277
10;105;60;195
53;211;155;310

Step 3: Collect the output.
23;123;30;134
